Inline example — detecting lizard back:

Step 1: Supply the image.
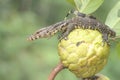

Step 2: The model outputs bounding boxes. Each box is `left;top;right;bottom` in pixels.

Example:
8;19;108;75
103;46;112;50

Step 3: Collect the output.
27;13;116;41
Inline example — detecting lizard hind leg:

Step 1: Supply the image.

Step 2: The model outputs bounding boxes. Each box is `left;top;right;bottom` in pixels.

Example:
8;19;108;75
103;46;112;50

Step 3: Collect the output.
59;23;75;40
64;10;74;20
73;10;96;19
64;10;85;20
65;10;96;20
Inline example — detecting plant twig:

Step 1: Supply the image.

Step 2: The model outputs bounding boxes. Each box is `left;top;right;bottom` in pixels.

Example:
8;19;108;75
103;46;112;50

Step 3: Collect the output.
48;62;65;80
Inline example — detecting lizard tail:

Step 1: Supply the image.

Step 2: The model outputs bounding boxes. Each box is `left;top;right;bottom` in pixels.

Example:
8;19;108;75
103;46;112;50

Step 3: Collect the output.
27;27;57;41
27;21;66;41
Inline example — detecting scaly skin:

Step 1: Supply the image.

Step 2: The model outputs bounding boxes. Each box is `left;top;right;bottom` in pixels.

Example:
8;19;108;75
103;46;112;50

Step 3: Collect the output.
58;29;110;78
27;11;116;42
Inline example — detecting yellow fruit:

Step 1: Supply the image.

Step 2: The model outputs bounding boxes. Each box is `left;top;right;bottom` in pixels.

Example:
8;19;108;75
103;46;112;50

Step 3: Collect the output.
58;28;110;78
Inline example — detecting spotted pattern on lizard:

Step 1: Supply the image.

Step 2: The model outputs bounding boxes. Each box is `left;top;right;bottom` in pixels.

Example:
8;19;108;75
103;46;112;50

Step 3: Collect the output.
27;11;116;42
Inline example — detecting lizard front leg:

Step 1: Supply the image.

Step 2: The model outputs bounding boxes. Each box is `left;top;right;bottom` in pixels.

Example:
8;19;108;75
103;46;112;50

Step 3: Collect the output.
102;33;109;46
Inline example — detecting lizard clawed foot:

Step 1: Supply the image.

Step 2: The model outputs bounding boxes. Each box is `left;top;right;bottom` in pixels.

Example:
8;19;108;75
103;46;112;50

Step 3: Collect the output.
82;76;98;80
58;31;68;41
102;33;109;46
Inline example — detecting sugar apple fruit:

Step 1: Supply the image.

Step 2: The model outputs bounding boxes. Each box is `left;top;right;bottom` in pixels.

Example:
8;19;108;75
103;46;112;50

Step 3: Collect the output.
58;28;110;78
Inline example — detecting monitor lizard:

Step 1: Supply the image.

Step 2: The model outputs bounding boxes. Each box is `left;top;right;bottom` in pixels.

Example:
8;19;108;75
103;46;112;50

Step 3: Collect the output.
27;10;116;43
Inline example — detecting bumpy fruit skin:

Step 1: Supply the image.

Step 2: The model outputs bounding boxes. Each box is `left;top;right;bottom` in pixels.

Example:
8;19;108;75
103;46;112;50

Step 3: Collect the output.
58;29;110;78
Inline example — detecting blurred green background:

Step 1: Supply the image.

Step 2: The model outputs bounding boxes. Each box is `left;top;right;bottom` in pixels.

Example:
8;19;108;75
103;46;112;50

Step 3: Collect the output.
0;0;120;80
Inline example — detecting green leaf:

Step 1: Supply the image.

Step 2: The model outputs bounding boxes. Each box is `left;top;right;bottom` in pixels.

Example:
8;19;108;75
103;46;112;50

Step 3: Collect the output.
116;42;120;58
66;0;76;6
105;1;120;36
74;0;104;14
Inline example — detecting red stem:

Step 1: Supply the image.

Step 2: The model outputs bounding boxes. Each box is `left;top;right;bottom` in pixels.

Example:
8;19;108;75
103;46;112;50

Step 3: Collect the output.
48;62;65;80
